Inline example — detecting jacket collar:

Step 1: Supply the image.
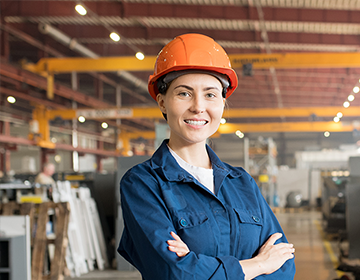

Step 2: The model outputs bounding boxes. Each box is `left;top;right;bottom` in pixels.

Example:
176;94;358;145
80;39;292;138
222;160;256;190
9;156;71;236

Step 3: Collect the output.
150;140;243;183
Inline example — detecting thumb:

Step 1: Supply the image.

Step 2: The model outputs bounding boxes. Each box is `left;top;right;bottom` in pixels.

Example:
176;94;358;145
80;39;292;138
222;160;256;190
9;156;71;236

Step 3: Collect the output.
266;232;283;246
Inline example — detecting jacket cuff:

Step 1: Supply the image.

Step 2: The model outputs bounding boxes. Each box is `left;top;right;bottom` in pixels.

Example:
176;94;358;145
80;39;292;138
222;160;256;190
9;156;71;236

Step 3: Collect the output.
217;256;245;280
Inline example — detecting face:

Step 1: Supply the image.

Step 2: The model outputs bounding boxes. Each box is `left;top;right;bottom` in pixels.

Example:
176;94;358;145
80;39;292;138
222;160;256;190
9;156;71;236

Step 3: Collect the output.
44;164;55;176
156;73;225;147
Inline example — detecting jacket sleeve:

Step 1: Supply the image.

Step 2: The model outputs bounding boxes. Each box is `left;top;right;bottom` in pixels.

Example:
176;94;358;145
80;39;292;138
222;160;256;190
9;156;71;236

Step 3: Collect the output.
250;176;296;279
118;167;245;280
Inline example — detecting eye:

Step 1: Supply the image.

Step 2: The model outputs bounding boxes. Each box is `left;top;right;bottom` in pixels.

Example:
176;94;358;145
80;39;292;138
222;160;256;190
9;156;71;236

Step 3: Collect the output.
178;91;190;97
206;92;217;98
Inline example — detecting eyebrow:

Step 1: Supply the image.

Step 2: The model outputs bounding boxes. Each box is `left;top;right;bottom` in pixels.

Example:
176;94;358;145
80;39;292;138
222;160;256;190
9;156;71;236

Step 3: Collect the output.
174;85;221;91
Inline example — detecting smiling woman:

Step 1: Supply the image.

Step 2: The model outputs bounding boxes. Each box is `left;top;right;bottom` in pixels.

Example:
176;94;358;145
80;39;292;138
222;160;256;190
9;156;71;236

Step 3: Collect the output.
156;73;225;155
118;34;296;280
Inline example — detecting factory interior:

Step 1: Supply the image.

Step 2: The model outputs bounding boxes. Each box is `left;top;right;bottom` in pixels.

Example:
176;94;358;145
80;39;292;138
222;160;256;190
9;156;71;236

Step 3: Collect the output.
1;0;360;279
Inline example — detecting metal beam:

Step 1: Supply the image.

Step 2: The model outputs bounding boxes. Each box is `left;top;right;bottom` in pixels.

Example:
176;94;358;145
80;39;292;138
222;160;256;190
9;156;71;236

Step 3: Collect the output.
26;52;360;74
218;121;358;133
0;135;120;157
0;61;112;108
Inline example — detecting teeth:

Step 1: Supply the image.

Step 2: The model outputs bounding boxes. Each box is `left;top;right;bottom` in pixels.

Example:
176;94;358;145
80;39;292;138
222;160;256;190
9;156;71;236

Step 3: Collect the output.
185;120;207;125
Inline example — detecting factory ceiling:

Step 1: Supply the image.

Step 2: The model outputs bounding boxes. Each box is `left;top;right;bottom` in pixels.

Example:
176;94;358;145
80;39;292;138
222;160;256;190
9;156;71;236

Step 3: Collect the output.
1;0;360;134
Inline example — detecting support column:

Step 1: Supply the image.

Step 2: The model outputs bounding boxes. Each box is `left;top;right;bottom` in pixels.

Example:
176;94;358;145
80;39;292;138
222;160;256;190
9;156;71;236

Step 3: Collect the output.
0;108;11;176
96;141;103;172
71;72;79;172
116;85;122;154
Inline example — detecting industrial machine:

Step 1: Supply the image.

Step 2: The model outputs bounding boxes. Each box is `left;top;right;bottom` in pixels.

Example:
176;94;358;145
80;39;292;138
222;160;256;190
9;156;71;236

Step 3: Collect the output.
321;176;347;234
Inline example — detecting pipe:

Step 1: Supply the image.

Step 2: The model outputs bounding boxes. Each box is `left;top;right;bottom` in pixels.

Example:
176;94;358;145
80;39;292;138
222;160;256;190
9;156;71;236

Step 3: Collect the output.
38;23;148;92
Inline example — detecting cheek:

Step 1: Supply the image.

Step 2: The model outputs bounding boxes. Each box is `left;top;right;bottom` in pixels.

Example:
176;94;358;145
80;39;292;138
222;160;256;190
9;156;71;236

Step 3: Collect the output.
211;106;224;121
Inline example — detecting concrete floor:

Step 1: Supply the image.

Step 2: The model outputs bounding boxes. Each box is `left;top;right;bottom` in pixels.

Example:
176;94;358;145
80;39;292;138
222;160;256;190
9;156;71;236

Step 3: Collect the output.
68;210;350;280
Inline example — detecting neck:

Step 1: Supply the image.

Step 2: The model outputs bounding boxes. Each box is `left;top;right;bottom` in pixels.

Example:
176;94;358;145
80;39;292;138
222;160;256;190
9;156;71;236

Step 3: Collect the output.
168;138;211;169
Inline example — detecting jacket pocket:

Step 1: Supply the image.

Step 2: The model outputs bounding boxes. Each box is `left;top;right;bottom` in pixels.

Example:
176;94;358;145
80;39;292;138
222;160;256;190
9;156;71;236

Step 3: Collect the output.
173;212;215;255
233;208;263;256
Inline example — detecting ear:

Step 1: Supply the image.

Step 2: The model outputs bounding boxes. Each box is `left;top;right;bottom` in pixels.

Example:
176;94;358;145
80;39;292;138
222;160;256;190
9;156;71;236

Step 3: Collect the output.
156;94;167;114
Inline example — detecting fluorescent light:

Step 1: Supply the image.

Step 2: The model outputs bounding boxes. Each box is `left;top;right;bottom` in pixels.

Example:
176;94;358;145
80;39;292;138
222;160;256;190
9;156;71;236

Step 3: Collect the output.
110;32;120;42
75;4;87;16
135;52;145;60
7;96;16;103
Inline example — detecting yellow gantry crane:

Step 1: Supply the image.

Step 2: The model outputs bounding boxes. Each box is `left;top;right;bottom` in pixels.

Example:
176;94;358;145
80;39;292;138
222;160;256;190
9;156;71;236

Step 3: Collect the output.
24;52;360;154
23;52;360;99
29;105;360;154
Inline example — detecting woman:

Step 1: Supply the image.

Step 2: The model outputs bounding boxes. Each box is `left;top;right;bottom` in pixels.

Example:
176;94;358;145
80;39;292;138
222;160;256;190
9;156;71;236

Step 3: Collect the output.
118;33;295;279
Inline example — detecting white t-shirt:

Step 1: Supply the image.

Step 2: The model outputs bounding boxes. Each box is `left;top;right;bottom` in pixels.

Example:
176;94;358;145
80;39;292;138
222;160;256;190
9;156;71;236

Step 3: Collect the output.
168;146;215;193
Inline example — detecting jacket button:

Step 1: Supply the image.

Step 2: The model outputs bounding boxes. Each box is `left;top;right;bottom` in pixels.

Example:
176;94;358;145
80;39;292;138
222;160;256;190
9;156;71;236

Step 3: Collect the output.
180;218;188;227
252;216;260;223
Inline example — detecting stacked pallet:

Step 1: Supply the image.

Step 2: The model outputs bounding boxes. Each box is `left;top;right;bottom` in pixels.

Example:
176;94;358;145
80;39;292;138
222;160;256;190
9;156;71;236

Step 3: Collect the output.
0;182;108;279
0;201;70;280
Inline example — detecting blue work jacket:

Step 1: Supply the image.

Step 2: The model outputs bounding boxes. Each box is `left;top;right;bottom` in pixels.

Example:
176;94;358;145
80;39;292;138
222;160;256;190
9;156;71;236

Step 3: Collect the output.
118;140;295;280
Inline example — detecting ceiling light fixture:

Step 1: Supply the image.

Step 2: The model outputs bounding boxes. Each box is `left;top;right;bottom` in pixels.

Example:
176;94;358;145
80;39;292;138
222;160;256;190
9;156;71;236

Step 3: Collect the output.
235;130;244;138
220;118;227;124
110;32;120;42
7;96;16;104
101;122;109;129
348;94;355;102
333;116;340;123
353;86;360;94
75;4;87;16
336;112;343;118
343;101;350;108
78;116;86;123
135;52;145;61
324;131;330;137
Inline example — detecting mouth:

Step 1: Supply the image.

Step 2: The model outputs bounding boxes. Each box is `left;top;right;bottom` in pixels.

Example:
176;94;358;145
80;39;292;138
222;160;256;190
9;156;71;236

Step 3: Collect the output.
184;120;208;126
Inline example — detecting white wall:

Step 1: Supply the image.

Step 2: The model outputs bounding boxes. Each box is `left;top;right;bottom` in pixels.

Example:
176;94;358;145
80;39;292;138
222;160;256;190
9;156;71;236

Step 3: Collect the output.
277;168;321;207
277;169;309;207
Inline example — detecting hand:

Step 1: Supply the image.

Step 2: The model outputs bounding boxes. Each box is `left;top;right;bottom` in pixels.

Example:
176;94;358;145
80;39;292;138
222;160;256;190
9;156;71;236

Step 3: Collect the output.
167;231;190;257
240;232;294;280
255;232;295;275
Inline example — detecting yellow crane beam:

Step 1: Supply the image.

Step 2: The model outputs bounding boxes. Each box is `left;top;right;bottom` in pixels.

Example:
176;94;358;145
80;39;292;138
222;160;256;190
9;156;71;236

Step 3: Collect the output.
47;106;360;120
30;105;359;152
25;52;360;74
218;121;358;134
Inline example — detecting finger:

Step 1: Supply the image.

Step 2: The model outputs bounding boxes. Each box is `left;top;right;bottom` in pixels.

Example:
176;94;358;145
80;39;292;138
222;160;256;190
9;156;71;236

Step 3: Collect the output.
170;231;182;241
168;245;189;257
167;240;188;249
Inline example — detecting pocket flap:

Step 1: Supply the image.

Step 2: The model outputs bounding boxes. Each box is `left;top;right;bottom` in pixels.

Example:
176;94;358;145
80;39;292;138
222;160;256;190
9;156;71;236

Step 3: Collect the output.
234;208;263;226
175;212;208;230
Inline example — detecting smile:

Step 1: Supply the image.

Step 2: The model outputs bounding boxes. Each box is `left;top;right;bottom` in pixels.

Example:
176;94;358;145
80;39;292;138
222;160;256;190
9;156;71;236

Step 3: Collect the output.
184;120;208;126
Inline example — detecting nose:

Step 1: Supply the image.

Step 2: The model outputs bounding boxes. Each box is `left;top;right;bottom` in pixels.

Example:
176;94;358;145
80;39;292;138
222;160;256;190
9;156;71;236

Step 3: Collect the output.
189;96;205;114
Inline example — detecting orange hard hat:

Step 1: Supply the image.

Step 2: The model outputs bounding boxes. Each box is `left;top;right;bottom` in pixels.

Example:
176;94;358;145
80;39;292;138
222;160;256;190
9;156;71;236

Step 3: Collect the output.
148;33;238;100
